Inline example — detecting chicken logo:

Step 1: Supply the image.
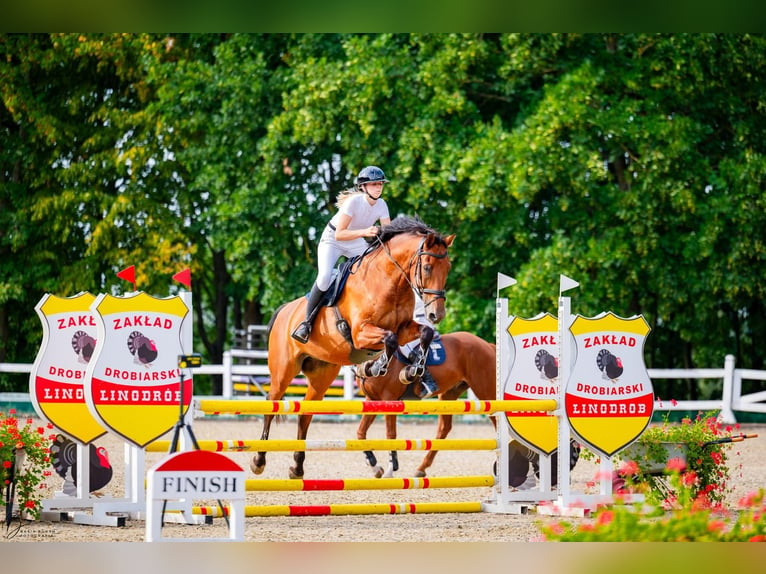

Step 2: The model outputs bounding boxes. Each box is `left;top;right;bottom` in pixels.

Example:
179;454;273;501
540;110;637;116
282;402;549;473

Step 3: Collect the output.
596;348;624;382
49;434;113;494
127;330;158;366
534;349;558;382
71;330;97;364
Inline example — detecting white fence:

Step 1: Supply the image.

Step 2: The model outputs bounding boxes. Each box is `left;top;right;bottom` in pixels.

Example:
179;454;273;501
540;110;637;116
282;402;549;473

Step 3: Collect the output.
3;352;765;423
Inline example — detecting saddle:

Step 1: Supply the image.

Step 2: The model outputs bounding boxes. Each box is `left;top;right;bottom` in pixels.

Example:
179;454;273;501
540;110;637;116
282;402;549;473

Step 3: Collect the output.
319;256;360;308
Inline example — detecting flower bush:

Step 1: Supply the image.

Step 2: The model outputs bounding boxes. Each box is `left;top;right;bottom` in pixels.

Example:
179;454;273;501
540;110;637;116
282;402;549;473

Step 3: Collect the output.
617;409;742;507
580;409;743;507
539;469;766;541
1;409;55;520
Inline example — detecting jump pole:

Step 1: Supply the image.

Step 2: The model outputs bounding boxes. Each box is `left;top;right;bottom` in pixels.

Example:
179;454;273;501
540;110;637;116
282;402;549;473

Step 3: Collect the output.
191;501;484;517
146;438;498;453
196;398;556;416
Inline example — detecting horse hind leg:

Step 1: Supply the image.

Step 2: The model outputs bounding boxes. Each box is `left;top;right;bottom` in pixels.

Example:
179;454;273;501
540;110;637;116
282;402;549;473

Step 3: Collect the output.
382;413;399;478
251;414;276;474
358;413;384;478
288;413;312;479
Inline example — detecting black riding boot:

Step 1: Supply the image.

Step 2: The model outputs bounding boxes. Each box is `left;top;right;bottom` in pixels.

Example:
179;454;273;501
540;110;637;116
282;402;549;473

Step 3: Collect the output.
291;284;326;343
416;369;439;399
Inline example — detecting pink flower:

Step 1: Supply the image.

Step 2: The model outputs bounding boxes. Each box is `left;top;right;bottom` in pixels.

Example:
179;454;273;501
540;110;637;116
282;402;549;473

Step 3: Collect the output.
666;457;686;473
749;535;766;542
618;460;640;477
707;520;726;533
597;510;615;525
671;399;678;406
2;460;11;469
682;471;698;487
738;492;763;509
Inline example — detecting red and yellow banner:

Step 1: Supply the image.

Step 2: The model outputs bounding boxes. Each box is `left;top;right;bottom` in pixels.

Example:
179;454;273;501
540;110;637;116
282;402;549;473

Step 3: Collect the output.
503;313;559;454
29;292;107;444
564;312;653;457
85;292;191;448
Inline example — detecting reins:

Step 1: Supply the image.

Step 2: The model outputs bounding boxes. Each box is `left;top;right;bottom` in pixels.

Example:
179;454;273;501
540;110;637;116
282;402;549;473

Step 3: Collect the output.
377;234;448;310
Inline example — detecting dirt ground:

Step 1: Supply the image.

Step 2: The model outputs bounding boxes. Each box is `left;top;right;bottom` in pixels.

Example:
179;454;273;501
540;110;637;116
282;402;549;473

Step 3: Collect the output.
3;415;766;544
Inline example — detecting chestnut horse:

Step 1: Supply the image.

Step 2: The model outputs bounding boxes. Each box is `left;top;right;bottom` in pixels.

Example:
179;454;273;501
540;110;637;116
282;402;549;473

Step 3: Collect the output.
252;216;455;479
355;331;496;478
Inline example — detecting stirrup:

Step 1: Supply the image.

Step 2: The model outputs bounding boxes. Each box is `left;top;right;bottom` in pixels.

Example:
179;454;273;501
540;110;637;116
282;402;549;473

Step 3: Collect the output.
291;322;311;344
416;371;439;399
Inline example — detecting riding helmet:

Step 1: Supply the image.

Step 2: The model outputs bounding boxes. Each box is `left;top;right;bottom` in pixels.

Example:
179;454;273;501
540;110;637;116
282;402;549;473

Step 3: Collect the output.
355;165;389;187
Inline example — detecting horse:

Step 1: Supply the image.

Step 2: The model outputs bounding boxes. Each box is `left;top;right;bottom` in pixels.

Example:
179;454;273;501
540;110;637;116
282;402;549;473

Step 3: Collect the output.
355;331;497;478
252;215;455;479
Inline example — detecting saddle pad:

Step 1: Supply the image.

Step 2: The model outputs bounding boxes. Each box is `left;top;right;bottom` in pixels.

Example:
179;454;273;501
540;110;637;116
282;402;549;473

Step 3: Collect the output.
396;334;446;366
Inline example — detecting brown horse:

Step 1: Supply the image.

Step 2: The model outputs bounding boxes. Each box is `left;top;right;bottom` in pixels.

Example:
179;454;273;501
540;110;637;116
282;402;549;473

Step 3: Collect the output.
355;331;496;478
252;216;455;479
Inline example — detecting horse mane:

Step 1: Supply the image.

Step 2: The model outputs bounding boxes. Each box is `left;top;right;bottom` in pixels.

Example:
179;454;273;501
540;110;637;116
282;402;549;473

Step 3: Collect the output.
376;215;448;248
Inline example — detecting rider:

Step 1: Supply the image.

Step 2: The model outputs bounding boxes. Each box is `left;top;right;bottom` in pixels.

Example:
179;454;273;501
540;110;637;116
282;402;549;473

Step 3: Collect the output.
291;165;391;344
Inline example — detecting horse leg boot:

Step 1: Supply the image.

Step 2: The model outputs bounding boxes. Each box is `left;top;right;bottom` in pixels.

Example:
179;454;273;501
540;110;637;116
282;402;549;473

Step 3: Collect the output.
291;283;326;343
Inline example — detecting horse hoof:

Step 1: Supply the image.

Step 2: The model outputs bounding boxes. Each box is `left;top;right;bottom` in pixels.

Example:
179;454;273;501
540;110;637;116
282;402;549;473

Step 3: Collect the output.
373;466;384;479
250;460;265;475
414;470;426;478
288;467;304;480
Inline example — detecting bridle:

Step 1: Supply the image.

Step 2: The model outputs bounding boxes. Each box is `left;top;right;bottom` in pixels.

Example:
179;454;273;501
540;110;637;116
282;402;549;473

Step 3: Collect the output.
378;235;449;310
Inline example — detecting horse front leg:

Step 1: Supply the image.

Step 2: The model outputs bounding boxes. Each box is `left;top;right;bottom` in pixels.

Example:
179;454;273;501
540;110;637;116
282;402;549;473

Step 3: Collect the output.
289;413;313;479
361;331;398;377
251;414;276;474
399;325;435;384
358;413;384;478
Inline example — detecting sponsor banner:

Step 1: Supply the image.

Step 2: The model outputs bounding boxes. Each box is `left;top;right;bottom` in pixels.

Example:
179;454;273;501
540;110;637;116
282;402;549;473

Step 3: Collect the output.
564;312;653;457
502;313;560;455
29;293;107;444
85;292;191;448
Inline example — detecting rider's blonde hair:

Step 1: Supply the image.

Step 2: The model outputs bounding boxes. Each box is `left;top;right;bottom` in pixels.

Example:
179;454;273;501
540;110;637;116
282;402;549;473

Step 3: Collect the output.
335;189;363;210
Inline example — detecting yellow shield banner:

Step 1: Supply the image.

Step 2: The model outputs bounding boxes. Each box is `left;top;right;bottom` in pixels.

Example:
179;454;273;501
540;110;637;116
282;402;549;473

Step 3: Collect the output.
502;313;559;455
29;292;107;444
564;312;654;458
84;292;191;448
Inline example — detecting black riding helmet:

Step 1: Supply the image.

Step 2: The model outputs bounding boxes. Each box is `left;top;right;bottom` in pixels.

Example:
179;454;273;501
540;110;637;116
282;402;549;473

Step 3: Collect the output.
355;166;389;190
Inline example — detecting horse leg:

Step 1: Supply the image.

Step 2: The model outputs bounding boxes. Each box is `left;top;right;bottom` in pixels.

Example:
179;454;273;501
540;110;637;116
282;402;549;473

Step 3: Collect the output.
415;413;453;477
288;362;340;479
382;414;399;478
289;413;313;479
251;413;275;474
361;331;398;377
398;325;434;384
358;413;384;478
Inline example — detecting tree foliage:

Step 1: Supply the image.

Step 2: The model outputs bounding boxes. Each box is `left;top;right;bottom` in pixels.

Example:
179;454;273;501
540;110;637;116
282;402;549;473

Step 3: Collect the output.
2;33;766;400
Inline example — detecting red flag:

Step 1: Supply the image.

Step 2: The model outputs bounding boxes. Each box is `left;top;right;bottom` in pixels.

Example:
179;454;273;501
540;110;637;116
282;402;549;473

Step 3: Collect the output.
116;265;136;290
172;268;192;289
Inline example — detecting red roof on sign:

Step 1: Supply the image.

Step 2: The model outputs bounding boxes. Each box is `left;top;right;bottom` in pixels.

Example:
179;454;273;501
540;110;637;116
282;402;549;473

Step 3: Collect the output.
155;450;243;472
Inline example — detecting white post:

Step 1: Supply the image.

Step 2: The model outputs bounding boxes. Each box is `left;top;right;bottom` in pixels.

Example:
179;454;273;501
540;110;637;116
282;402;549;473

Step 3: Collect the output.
342;366;356;400
557;294;571;505
222;350;233;398
720;354;737;424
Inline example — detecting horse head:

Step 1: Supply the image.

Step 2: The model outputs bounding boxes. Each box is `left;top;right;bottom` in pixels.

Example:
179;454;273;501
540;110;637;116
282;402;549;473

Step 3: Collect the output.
377;216;455;325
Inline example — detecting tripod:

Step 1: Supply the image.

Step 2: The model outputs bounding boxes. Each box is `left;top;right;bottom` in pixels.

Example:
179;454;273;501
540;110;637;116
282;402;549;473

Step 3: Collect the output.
161;354;229;527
